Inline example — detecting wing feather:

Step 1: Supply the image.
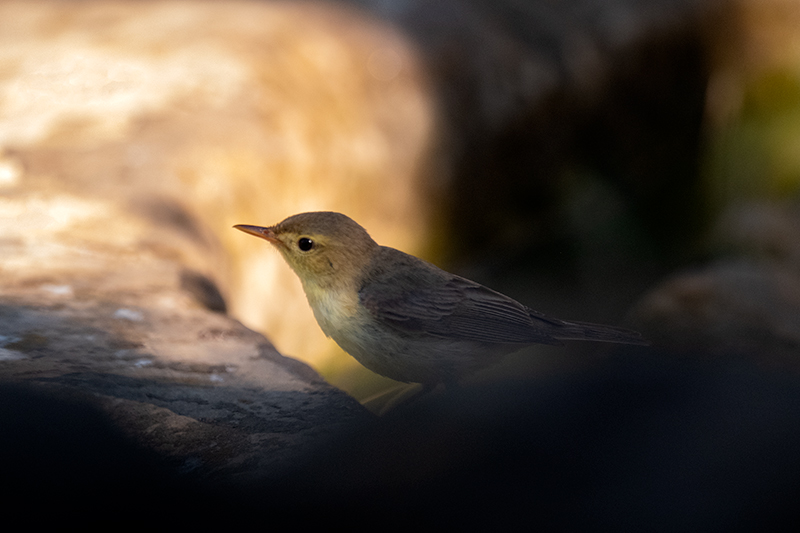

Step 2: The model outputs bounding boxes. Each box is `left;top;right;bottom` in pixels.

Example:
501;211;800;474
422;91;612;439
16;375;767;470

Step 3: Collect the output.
358;247;648;346
358;248;564;345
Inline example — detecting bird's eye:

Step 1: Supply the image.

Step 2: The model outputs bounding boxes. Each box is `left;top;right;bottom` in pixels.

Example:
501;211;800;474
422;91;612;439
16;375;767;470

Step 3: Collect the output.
298;237;314;252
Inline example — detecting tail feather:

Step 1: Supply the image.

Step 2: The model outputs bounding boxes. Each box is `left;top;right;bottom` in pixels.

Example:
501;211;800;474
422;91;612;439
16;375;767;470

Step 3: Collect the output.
552;319;649;346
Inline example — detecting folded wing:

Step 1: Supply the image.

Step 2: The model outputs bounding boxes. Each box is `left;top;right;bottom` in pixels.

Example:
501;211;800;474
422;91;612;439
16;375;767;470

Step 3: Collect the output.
359;247;647;346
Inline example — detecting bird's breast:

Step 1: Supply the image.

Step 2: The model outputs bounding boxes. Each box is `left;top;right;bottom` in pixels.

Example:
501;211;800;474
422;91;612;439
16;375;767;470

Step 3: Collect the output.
302;282;362;338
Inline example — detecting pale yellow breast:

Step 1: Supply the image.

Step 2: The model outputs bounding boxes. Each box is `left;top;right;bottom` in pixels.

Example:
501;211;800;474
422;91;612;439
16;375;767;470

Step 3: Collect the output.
302;281;361;338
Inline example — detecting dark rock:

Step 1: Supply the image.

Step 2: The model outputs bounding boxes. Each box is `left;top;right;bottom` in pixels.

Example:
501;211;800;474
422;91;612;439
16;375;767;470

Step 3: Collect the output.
269;353;800;530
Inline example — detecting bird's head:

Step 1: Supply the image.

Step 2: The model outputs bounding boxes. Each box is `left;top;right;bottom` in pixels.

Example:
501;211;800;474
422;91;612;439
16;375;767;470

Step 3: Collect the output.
235;211;378;290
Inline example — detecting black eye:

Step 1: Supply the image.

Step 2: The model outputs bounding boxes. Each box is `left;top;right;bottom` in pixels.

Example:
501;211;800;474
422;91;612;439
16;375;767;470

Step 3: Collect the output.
298;237;314;251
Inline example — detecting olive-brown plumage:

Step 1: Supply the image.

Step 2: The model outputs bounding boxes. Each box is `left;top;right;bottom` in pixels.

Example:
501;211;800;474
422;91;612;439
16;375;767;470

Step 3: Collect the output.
235;212;647;386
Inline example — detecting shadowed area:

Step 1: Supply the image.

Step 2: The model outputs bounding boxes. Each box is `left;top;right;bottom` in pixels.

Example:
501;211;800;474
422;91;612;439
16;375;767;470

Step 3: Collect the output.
279;352;800;529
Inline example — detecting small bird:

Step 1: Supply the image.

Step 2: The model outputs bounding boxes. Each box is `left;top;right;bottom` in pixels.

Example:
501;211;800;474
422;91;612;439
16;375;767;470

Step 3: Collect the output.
235;212;647;387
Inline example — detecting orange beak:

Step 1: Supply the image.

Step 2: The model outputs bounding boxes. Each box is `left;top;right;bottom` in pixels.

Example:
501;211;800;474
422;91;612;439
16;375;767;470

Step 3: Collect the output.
233;224;280;245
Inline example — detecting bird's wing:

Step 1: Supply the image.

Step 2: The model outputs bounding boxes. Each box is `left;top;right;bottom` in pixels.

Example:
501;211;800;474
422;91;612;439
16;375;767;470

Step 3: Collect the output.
358;250;565;345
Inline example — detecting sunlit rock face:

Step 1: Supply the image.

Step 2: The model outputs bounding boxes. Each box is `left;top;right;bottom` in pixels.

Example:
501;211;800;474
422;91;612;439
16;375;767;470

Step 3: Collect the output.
0;0;438;376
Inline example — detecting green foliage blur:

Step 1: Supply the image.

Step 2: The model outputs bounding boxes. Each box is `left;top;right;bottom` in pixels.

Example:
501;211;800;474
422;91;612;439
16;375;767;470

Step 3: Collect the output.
704;68;800;206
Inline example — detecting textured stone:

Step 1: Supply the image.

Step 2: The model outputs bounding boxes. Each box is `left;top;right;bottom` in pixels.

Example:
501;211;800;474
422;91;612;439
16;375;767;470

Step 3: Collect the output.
0;258;368;483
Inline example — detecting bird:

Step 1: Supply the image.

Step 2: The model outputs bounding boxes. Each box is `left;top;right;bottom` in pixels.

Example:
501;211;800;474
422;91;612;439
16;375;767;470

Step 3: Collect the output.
234;211;647;387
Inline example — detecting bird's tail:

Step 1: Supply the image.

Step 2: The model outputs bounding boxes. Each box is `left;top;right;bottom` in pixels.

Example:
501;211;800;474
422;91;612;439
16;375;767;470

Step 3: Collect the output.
552;319;649;346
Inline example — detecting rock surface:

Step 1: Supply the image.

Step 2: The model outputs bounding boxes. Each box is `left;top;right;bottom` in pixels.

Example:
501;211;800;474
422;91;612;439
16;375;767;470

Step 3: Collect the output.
0;281;368;483
631;200;800;370
0;206;369;489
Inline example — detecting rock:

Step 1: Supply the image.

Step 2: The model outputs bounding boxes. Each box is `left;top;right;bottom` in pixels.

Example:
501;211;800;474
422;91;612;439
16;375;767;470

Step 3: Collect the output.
631;260;800;365
0;247;369;483
629;198;800;368
275;355;800;529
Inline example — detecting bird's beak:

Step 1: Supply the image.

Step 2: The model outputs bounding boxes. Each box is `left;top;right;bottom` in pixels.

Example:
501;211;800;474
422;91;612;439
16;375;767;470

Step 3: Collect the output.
234;224;280;244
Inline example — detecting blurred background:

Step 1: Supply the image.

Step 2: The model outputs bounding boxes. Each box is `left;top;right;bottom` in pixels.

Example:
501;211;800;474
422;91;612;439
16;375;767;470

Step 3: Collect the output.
1;0;799;403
